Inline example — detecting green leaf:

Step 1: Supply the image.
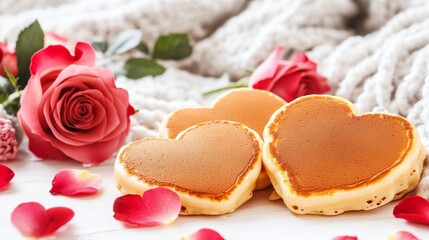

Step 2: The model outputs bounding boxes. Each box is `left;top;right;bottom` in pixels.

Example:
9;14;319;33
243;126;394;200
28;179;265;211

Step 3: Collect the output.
0;94;8;103
92;41;108;53
3;66;19;92
136;41;149;54
153;33;192;60
0;84;12;103
106;29;142;55
2;91;21;116
16;20;44;89
124;58;166;79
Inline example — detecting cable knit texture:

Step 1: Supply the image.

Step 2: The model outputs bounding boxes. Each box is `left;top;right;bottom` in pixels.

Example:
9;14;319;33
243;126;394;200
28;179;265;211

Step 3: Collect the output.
1;0;428;195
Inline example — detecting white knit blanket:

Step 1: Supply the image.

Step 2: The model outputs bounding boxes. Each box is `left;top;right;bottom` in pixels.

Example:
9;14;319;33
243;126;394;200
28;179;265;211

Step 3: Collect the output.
1;0;429;196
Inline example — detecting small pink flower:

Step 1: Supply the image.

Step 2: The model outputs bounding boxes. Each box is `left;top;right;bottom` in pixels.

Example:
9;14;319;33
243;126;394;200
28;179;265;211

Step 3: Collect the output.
249;46;330;102
11;202;74;238
332;236;358;240
0;164;14;190
113;187;181;226
0;118;18;161
187;228;225;240
387;231;420;240
0;42;18;77
50;169;103;196
393;195;429;225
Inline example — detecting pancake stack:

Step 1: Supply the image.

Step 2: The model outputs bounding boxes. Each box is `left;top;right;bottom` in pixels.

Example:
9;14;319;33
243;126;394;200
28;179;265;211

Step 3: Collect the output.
160;88;285;190
115;91;426;215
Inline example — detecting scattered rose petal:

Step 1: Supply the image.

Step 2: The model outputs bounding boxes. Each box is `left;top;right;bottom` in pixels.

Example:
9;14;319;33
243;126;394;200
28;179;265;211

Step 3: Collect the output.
11;202;74;238
113;187;181;226
387;231;420;240
0;164;14;190
187;228;225;240
50;169;103;196
393;196;429;225
332;236;358;240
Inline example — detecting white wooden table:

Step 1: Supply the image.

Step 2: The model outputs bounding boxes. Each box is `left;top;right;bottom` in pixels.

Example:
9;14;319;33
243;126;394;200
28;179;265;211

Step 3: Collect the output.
1;146;428;240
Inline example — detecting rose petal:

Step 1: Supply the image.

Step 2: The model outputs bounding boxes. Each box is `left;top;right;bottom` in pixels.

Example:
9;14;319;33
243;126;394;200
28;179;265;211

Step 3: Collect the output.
19;115;70;160
291;53;317;70
393;196;429;225
50;169;103;196
30;42;95;78
270;71;304;102
113;187;181;226
11;202;74;238
387;231;420;240
248;46;330;102
0;164;14;190
249;46;284;89
44;32;71;49
331;236;358;240
187;228;225;240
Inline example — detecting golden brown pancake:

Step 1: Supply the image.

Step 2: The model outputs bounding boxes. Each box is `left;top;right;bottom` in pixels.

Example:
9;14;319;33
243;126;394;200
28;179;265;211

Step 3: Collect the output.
115;120;263;215
160;89;285;190
263;95;426;215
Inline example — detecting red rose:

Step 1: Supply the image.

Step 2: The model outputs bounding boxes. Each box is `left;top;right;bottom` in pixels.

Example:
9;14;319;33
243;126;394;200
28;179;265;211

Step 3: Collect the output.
0;43;18;77
249;46;330;102
18;42;134;164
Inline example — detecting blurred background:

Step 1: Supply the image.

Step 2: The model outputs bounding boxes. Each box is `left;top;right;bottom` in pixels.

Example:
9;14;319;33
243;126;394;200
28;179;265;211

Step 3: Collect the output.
1;0;429;152
0;0;422;79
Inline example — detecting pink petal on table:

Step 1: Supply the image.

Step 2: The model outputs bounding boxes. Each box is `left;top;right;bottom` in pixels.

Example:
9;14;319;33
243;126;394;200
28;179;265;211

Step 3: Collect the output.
0;164;14;190
387;230;420;240
332;236;358;240
393;196;429;225
11;202;74;238
50;169;103;196
113;187;181;226
187;228;225;240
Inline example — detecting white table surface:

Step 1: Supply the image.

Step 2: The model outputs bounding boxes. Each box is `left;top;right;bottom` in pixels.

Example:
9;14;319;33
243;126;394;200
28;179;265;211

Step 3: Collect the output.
1;146;428;240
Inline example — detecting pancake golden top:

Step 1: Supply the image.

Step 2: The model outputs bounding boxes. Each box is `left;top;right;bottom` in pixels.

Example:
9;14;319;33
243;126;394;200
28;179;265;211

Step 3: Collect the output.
162;89;285;138
118;120;261;199
266;95;414;196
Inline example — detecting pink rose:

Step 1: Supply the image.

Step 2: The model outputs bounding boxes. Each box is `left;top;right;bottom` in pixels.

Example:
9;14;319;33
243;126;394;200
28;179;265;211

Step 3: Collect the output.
249;46;330;102
0;43;18;77
18;42;134;164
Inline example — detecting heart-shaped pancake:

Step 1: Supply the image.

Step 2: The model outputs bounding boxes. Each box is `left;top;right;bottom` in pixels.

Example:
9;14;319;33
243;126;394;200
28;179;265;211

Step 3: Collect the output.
160;89;285;190
115;120;262;215
263;95;426;215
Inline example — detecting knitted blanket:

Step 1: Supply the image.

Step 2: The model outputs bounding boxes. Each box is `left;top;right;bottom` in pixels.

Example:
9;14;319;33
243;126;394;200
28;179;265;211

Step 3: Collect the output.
1;0;428;196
